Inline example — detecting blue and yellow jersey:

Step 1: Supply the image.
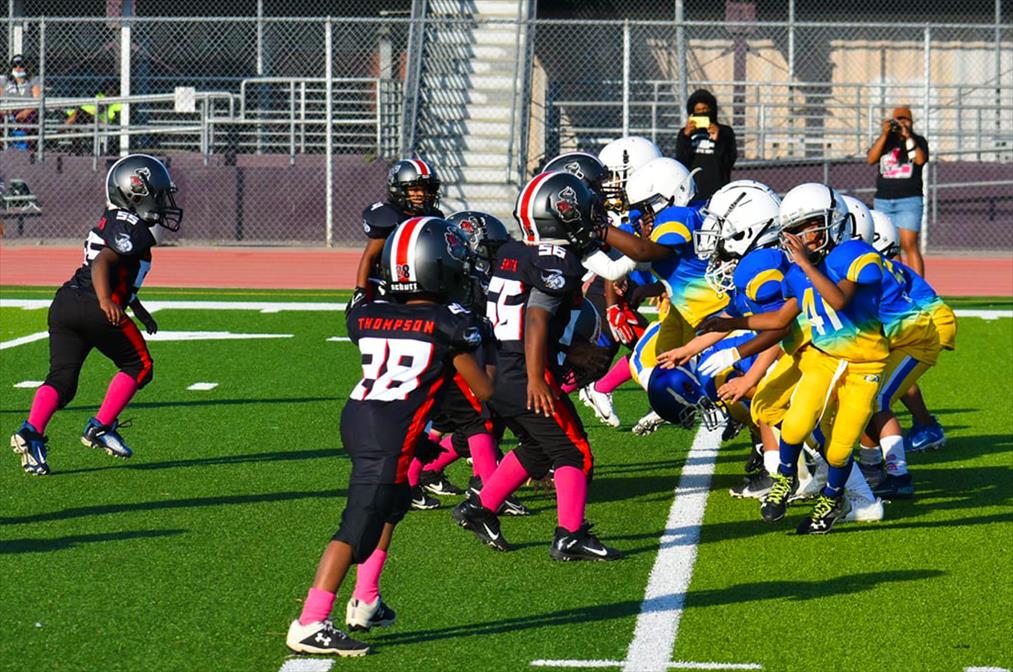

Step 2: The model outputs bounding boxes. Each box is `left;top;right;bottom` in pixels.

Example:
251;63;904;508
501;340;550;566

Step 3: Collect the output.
726;248;810;355
630;320;663;388
878;256;940;364
617;219;658;287
644;204;729;327
782;239;889;362
887;257;957;351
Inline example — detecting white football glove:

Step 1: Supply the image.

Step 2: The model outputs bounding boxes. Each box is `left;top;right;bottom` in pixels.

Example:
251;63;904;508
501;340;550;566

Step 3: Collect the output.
698;347;740;377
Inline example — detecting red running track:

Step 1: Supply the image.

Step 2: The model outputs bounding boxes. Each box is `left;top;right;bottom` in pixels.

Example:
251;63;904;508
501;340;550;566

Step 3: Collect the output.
1;244;1011;296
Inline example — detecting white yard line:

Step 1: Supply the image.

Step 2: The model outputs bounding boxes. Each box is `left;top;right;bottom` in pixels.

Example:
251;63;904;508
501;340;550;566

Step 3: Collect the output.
278;659;334;672
0;331;48;350
621;424;730;672
530;661;760;670
532;425;758;672
965;667;1011;672
13;380;44;388
186;382;219;391
326;336;352;342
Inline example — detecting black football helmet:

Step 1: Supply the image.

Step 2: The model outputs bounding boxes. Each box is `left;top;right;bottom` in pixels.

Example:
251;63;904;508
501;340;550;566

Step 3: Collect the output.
381;216;475;305
387;158;441;214
558;299;612;390
541;152;614;197
106;154;183;231
514;171;605;253
446;210;513;277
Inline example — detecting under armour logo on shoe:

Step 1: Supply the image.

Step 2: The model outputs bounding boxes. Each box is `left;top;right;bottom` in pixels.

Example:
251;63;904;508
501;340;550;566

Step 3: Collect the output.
811;519;827;530
315;633;332;647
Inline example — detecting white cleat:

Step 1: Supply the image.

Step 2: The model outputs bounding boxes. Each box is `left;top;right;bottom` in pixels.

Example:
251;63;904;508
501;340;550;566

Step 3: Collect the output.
632;410;666;436
579;386;620;428
844;495;885;522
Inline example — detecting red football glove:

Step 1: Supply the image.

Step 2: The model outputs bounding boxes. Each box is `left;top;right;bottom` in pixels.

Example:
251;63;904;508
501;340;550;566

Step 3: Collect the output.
606;303;643;347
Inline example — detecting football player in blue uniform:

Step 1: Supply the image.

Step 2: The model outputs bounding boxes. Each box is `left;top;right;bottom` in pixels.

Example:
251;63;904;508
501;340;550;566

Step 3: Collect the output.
702;184;889;534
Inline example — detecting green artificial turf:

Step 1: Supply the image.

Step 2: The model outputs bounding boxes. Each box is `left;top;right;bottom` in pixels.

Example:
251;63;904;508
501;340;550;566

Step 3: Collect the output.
0;289;1010;672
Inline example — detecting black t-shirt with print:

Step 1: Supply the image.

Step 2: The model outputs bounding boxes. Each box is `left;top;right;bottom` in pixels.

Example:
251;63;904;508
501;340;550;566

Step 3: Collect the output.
874;132;929;200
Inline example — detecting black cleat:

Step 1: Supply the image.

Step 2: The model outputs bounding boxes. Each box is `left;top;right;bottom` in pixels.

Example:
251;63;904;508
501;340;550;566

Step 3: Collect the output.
11;422;50;475
796;493;847;535
743;442;765;474
286;619;369;656
730;471;775;499
872;472;915;500
858;461;887;489
760;472;797;523
410;484;441;510
550;523;622;561
420;469;465;496
451;495;509;551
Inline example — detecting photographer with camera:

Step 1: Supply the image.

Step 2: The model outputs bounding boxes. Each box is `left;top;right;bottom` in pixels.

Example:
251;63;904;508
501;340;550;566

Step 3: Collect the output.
867;105;929;276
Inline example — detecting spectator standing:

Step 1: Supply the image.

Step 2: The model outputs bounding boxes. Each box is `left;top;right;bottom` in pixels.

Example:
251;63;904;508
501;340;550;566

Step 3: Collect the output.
3;55;41;150
867;105;929;276
675;89;737;202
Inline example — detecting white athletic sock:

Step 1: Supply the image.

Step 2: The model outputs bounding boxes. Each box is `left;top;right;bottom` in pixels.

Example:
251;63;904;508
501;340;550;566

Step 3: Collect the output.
859;446;883;466
763;449;780;476
845;460;876;503
881;434;908;476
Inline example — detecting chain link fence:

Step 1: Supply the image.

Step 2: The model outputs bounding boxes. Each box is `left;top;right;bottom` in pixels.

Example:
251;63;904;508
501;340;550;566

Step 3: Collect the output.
2;10;1011;251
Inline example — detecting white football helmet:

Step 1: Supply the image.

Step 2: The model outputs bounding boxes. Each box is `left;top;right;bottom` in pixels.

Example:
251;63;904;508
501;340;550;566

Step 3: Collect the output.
625;157;698;215
696;180;782;295
840;194;874;244
778;183;851;262
870;210;900;257
597;136;662;211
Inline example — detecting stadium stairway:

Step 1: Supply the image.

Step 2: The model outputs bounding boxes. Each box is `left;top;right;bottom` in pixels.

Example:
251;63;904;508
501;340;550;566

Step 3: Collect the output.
412;0;534;227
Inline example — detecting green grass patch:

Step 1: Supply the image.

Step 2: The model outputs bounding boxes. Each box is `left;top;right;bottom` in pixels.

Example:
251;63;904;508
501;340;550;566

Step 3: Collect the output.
0;289;1010;672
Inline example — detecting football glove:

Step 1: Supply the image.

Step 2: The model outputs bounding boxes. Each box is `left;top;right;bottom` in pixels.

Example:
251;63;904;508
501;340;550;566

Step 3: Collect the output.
606;303;642;347
698;347;740;377
347;286;369;312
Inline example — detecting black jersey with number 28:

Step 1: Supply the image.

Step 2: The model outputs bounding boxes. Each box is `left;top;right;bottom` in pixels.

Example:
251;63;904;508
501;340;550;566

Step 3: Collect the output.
342;300;486;483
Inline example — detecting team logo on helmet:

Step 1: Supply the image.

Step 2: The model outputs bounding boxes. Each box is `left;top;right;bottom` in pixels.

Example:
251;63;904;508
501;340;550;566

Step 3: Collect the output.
129;168;151;197
456;217;478;235
554;186;580;223
563;161;585;180
445;230;468;260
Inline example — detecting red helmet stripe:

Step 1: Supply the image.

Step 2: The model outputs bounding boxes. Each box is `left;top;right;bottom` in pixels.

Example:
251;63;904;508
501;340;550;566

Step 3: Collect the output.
411;159;430;177
393;217;429;282
517;171;554;243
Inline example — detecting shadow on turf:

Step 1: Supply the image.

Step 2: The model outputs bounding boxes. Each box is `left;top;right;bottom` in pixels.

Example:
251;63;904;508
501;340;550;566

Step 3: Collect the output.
54;448;342;475
2;528;186;554
0;489;342;526
365;569;943;649
56;395;342;412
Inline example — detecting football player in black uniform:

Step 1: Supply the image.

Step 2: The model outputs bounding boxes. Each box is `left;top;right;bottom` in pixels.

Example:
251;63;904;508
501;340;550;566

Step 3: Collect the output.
10;154;181;475
287;216;494;656
409;210;532;515
451;171;623;561
351;159;443;309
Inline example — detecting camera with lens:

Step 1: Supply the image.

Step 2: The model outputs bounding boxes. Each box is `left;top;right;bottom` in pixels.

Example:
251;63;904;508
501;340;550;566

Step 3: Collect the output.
889;119;901;133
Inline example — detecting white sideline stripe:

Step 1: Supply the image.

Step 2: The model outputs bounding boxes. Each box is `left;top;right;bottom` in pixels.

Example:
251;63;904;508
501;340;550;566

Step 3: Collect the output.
531;661;760;670
3;299;1010;321
278;659;334;672
13;380;44;389
326;336;352;342
187;382;218;391
0;299;347;312
0;330;293;350
0;331;48;350
965;667;1011;672
145;331;294;341
622;424;729;672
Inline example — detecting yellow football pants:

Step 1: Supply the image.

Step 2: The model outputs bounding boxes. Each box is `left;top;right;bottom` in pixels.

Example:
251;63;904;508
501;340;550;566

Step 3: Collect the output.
779;347;885;468
751;349;803;428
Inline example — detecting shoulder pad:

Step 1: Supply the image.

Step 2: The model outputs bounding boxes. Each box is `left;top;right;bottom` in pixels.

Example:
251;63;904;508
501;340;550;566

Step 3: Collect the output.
735;248;788;304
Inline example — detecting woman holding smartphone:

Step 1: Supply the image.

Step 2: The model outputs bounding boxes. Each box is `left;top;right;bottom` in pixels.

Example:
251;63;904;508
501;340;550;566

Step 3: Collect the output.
675;89;738;202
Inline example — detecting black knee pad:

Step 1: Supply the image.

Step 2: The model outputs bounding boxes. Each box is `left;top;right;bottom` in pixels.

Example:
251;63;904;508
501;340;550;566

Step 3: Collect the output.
43;373;77;409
